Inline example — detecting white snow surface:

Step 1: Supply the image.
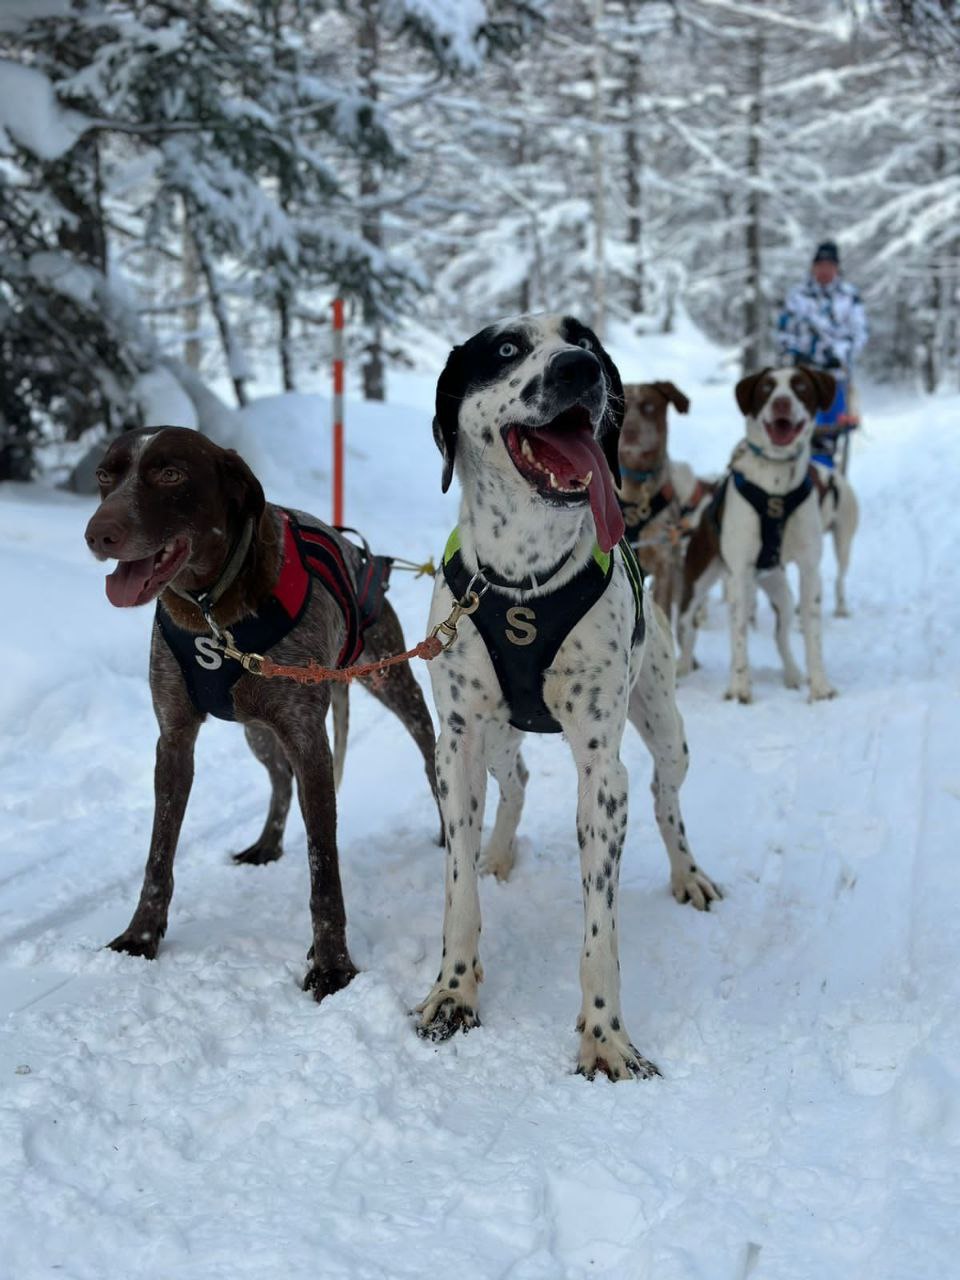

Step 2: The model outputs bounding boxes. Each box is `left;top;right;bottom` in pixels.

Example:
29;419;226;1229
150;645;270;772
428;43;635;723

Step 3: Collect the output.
1;329;959;1278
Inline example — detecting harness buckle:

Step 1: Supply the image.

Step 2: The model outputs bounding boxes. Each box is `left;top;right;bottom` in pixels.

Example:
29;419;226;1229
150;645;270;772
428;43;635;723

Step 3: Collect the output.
217;628;266;675
431;590;481;651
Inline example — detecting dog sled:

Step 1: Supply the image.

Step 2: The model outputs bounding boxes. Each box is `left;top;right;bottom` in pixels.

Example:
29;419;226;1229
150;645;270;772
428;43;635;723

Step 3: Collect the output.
811;373;860;476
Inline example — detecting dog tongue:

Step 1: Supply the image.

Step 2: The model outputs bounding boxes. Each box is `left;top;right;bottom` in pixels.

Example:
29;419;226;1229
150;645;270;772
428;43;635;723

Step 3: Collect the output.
105;555;156;607
533;426;625;552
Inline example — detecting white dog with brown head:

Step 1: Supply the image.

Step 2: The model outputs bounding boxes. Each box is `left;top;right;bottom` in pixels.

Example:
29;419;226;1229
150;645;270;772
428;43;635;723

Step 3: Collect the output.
678;366;837;702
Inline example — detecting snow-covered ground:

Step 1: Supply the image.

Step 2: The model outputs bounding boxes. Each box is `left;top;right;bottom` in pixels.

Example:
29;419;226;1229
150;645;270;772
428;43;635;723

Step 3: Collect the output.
2;329;959;1279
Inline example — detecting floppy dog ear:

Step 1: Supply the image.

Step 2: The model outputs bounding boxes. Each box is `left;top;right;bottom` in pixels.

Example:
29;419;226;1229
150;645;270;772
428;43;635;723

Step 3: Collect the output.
433;344;466;494
595;342;625;486
219;448;265;522
735;368;773;417
653;381;690;414
802;366;837;411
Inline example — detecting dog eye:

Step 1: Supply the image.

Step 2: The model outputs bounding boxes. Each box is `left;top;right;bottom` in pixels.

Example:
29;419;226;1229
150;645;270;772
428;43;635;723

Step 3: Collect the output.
95;468;111;486
498;341;519;359
576;337;594;351
158;467;184;485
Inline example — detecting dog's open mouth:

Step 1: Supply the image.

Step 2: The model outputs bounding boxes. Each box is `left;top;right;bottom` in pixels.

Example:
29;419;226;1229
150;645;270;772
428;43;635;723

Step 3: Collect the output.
502;406;624;552
105;537;191;607
764;415;805;448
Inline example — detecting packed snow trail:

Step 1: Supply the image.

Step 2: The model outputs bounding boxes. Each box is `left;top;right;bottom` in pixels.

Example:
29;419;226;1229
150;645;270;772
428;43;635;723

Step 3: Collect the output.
1;368;958;1280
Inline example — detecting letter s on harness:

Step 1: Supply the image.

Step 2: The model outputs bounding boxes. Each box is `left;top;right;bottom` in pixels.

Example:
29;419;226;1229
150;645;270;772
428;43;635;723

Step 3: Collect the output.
505;607;537;646
194;635;224;670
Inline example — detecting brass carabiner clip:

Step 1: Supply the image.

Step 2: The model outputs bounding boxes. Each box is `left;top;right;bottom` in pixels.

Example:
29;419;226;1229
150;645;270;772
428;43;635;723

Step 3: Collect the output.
431;591;480;651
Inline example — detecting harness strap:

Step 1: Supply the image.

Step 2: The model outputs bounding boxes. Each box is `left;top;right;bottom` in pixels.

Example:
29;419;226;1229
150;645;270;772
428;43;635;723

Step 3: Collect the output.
169;516;254;627
441;529;643;735
619;483;675;542
732;469;814;571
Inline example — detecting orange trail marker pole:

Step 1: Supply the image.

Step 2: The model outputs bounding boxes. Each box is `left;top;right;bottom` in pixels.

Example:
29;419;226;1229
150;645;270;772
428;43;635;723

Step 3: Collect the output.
332;298;345;526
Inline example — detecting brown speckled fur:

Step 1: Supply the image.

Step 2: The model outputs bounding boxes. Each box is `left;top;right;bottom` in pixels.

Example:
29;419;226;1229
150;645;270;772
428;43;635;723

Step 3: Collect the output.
85;427;439;1000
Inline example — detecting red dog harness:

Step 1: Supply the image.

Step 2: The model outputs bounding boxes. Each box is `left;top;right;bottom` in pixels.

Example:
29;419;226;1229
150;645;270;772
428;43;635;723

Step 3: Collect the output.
157;510;391;720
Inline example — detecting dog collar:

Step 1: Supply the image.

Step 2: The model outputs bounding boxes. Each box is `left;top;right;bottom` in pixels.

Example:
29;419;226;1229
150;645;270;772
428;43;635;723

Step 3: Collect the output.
444;529;577;593
745;439;806;464
620;464;661;483
169;516;255;633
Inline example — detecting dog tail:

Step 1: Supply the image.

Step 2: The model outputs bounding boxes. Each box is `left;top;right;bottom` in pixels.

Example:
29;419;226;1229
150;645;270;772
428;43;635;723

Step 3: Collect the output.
330;683;349;792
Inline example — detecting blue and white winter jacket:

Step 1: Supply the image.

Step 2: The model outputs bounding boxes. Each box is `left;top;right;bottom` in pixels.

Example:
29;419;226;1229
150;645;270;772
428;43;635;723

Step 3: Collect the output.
775;277;868;371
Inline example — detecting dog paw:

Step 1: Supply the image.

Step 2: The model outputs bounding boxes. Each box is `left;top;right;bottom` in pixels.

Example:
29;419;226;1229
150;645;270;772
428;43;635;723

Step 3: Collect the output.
232;842;284;866
481;839;516;881
834;605;850;619
675;657;693;679
783;664;804;690
107;924;164;959
576;1026;660;1082
302;961;358;1002
671;867;722;911
809;678;837;702
415;985;480;1041
724;682;753;704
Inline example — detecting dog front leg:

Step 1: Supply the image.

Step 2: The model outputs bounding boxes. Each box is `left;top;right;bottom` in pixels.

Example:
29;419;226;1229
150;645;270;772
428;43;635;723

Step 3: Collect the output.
109;722;200;959
759;570;803;690
724;567;754;703
570;746;658;1081
798;559;836;701
416;727;487;1040
276;712;358;1001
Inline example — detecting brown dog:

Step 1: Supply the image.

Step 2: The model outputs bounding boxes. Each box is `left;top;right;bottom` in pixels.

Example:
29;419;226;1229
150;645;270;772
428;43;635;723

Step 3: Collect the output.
617;382;714;619
85;426;439;1000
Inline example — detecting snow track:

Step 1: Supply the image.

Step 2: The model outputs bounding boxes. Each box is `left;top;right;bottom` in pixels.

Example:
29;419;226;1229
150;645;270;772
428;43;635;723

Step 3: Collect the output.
1;384;958;1279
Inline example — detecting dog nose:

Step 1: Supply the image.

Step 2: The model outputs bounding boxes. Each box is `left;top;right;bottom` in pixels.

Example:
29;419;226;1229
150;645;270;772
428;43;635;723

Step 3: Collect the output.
771;395;793;416
85;514;128;557
551;348;602;395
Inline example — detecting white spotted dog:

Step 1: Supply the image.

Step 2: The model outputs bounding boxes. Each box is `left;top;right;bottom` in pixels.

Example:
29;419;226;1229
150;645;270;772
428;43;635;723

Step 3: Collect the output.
415;314;721;1081
811;463;859;617
677;366;838;703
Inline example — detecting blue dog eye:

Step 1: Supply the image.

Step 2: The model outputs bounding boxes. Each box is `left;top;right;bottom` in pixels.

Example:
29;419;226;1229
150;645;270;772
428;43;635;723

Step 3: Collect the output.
577;337;593;351
498;342;519;359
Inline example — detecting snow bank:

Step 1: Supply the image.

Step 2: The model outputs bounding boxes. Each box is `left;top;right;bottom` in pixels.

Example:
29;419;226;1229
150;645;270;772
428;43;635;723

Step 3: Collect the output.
1;347;959;1278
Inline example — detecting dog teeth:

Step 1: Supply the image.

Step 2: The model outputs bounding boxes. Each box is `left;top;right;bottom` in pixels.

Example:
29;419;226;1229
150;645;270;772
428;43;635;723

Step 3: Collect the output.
520;437;534;461
583;470;592;487
548;471;559;488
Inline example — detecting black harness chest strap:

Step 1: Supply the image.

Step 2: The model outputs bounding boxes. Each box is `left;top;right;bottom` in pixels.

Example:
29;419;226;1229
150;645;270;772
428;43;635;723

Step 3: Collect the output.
157;510;391;722
441;530;644;735
731;469;814;571
619;484;674;544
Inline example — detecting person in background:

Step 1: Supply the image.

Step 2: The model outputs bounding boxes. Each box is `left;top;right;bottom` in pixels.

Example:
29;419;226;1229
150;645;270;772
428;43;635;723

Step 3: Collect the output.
776;240;868;467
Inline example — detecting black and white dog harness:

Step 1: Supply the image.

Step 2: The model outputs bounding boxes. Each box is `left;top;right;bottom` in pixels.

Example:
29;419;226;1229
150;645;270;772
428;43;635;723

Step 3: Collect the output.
729;470;815;572
157;511;390;720
442;529;644;734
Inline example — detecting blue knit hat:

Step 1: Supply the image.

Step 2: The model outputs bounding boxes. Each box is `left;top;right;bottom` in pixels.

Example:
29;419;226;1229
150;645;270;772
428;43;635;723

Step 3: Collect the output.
813;241;839;264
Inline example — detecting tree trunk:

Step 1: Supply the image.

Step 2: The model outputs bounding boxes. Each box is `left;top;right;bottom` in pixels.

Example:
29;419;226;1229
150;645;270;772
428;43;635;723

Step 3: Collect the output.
181;206;202;371
742;31;764;376
623;1;644;316
359;0;385;401
590;0;606;339
278;287;295;392
186;209;248;407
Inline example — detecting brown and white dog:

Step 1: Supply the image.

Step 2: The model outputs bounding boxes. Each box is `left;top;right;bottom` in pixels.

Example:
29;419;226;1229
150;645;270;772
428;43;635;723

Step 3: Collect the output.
811;462;859;618
84;427;439;999
677;367;838;702
618;382;715;620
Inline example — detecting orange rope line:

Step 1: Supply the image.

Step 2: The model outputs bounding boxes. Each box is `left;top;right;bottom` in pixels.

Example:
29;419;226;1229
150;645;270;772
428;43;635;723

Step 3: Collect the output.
257;634;443;686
